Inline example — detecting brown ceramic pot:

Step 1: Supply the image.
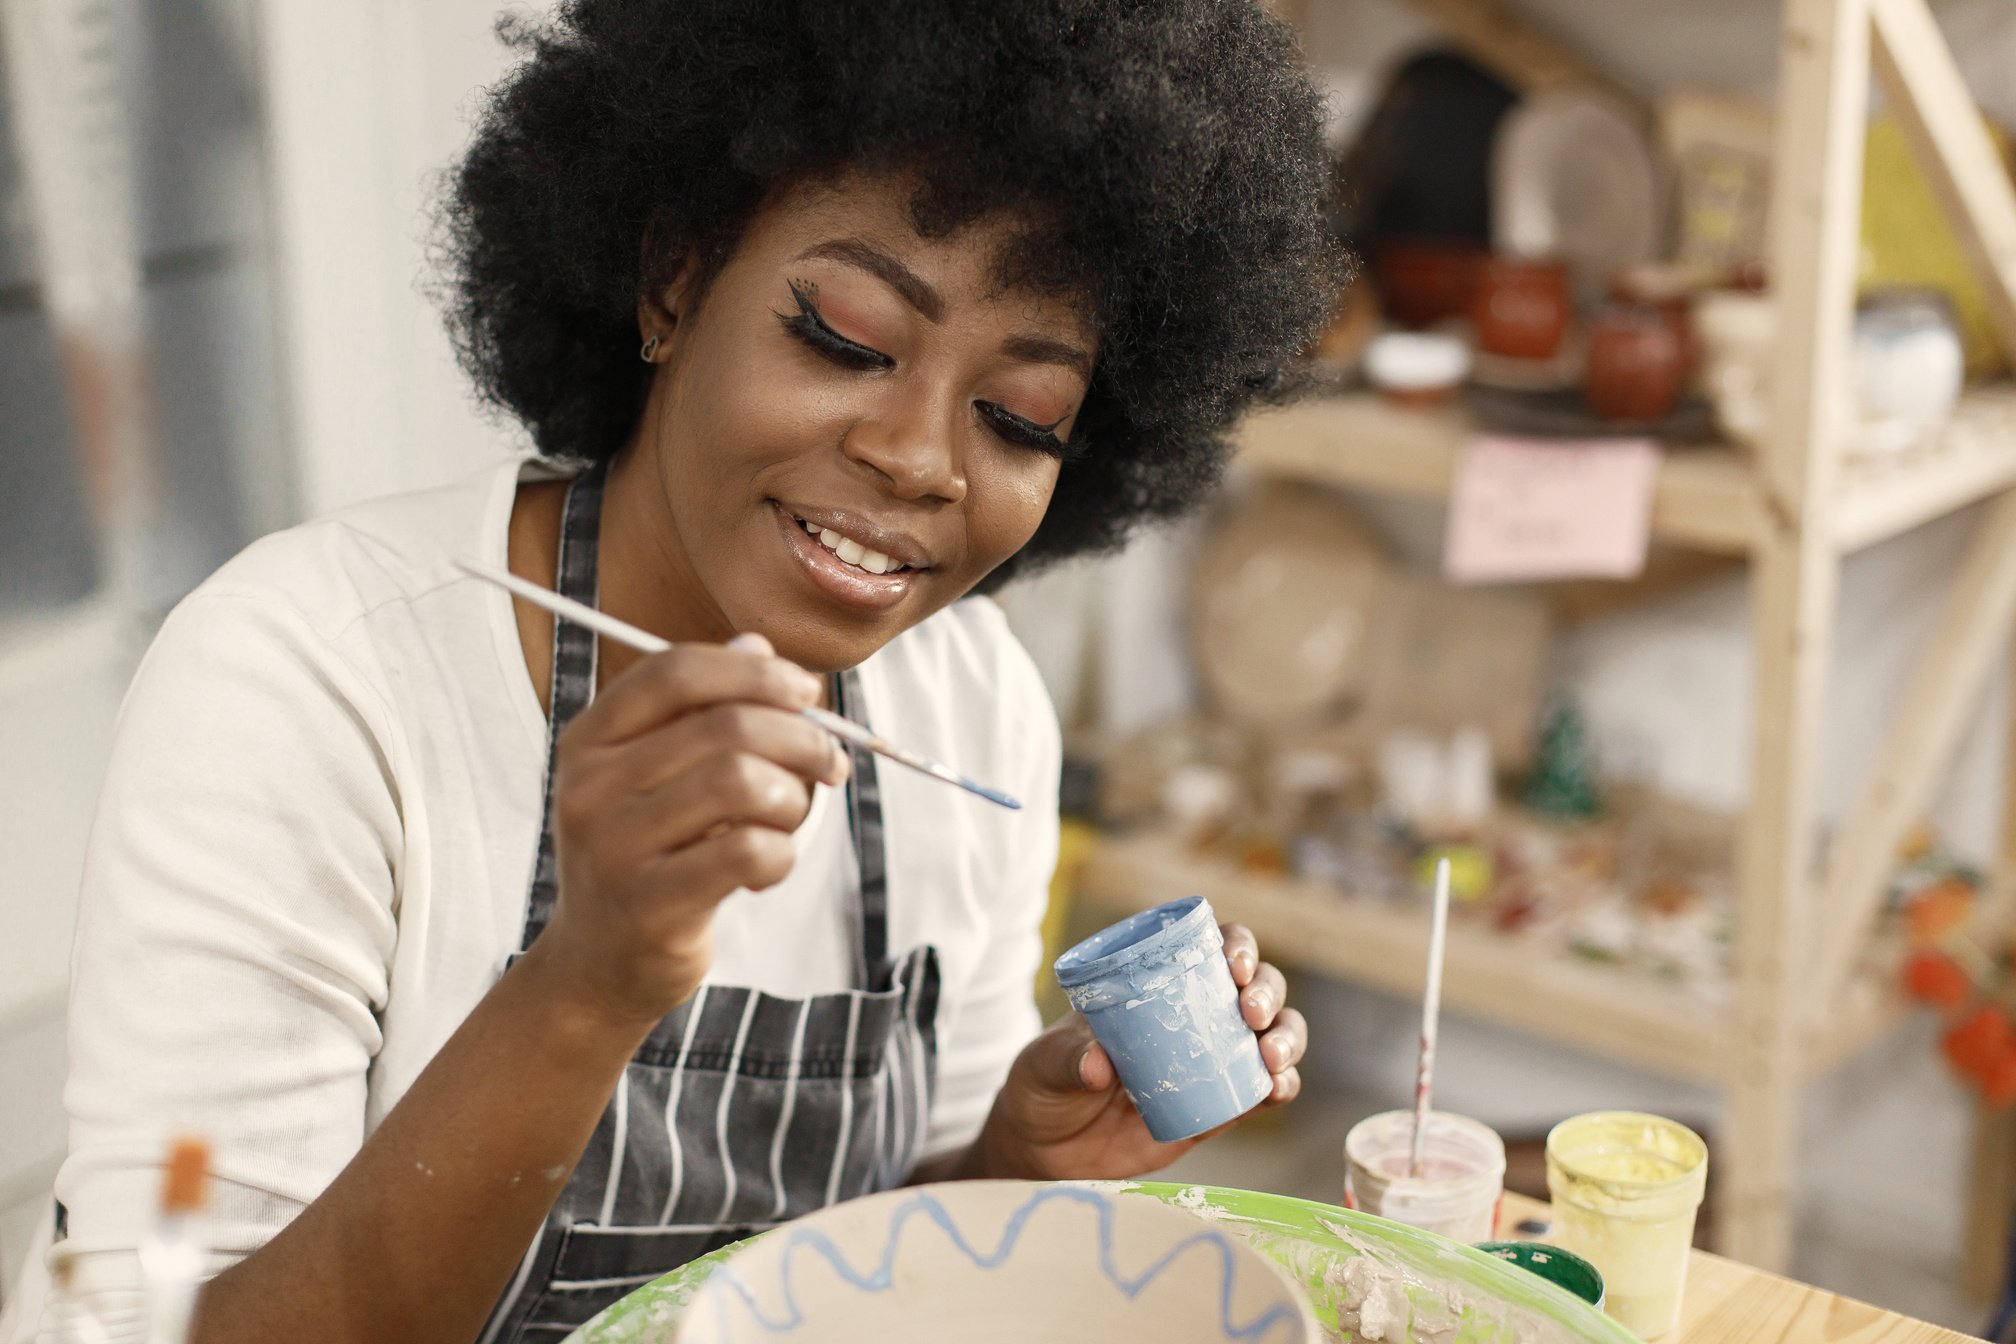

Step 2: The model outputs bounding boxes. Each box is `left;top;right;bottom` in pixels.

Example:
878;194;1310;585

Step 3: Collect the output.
1375;238;1487;329
1586;303;1688;421
1470;257;1571;360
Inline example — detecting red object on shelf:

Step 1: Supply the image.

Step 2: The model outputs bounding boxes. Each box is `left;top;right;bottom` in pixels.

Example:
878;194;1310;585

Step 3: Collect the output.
1983;1052;2016;1109
1586;303;1688;421
1375;239;1487;329
1471;257;1571;360
1943;1004;2016;1080
1903;950;1973;1009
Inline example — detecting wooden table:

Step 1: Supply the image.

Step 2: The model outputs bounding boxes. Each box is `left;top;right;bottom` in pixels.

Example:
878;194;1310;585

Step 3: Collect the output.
1498;1194;1984;1343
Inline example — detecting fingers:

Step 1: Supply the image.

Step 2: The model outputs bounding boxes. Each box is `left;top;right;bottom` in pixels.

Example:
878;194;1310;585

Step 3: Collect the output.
1263;1065;1303;1106
1240;961;1287;1031
615;751;816;857
1221;922;1259;985
1259;1006;1306;1073
650;821;798;894
624;702;848;793
573;641;822;746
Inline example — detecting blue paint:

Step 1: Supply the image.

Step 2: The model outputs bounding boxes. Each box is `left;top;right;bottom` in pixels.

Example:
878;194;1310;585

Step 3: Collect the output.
1054;897;1272;1142
704;1185;1304;1342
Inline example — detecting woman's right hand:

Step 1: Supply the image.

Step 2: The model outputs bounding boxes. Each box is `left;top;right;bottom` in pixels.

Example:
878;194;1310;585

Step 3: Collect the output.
535;632;849;1030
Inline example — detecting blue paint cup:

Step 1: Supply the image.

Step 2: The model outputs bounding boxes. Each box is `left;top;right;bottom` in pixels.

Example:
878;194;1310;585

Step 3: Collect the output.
1053;896;1273;1142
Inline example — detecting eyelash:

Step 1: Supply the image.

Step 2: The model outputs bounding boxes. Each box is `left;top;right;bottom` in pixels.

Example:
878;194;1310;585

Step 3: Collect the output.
777;280;1083;462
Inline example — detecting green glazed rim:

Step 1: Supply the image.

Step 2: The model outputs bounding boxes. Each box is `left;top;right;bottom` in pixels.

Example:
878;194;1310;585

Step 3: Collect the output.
1474;1241;1607;1308
562;1182;1638;1344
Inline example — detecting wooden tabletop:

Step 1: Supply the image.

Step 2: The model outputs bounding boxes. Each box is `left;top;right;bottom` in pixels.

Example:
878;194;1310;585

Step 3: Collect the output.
1497;1194;1985;1344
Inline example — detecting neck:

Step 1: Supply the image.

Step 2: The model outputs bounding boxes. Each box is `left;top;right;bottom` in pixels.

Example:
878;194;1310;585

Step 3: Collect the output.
593;441;736;687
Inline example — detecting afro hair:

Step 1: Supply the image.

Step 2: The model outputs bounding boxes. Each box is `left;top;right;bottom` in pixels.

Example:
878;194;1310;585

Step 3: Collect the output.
438;0;1342;588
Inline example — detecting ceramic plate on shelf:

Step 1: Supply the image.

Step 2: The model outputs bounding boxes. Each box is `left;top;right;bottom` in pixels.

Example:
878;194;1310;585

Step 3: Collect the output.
1189;484;1387;731
667;1181;1317;1344
1493;90;1666;299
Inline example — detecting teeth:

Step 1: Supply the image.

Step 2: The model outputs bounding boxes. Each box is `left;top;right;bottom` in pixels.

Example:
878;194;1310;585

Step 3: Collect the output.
796;515;906;575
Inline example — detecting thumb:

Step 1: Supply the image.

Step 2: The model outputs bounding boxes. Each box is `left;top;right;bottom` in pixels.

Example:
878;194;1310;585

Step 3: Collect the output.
1022;1014;1106;1095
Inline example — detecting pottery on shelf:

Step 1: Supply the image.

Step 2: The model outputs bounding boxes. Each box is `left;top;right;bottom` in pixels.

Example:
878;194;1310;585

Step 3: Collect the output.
1471;256;1572;361
1372;237;1488;330
1585;303;1688;422
1364;330;1472;407
1851;287;1964;458
672;1181;1320;1344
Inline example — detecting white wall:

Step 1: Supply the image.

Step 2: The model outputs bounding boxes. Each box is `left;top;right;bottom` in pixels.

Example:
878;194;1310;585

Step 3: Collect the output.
258;0;526;516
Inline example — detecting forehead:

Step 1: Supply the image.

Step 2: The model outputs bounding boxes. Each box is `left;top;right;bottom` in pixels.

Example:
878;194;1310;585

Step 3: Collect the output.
728;169;1097;338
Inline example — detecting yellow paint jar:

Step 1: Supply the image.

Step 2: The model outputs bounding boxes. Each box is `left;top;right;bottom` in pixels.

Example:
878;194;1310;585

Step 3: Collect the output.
1544;1112;1707;1339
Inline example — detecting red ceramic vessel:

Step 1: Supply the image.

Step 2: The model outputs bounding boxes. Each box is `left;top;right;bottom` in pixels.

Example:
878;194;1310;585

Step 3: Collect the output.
1585;303;1688;422
1470;257;1571;360
1375;238;1487;330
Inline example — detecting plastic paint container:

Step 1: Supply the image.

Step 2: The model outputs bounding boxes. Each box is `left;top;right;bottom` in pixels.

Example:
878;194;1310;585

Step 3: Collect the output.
1053;896;1271;1142
1545;1111;1708;1339
1342;1109;1506;1243
1475;1241;1606;1308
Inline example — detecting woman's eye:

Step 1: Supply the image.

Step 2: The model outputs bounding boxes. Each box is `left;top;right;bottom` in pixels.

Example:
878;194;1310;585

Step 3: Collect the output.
980;402;1082;461
778;281;893;372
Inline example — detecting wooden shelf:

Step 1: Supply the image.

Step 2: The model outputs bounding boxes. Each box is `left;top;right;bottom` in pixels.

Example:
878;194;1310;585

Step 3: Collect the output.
1074;829;1908;1088
1238;386;2016;556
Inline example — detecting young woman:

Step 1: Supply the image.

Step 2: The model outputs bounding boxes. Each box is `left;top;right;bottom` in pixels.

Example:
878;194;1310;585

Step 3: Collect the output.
43;3;1338;1340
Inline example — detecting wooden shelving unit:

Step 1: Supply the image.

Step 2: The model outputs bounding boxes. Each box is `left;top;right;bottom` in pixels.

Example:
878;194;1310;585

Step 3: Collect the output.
1237;386;2016;557
1088;0;2016;1273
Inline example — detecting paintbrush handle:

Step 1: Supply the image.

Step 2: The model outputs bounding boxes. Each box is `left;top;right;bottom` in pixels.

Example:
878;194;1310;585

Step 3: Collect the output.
1409;857;1452;1178
455;559;1018;809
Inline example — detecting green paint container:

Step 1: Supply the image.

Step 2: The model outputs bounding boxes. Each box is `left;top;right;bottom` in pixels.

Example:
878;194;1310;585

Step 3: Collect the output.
1475;1241;1606;1309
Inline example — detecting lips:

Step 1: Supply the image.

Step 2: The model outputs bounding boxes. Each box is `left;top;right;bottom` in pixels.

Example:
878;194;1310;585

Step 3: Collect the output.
769;502;927;613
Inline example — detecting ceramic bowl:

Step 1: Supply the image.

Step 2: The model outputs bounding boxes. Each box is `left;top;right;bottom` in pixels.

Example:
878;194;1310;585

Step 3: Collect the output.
673;1180;1318;1344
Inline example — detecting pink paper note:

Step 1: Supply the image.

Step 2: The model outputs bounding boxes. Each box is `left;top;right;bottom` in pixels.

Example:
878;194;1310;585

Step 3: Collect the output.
1443;436;1662;583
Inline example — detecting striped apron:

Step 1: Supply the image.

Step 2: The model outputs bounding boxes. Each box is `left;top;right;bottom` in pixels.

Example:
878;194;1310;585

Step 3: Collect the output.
481;462;942;1341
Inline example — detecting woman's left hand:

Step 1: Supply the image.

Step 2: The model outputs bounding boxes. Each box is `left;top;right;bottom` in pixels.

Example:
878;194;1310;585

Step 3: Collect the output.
978;923;1306;1181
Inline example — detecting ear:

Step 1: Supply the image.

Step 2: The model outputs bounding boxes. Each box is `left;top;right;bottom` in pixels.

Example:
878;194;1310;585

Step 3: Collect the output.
637;245;701;350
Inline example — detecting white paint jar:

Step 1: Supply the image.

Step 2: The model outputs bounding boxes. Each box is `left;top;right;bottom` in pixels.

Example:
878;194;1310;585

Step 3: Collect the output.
1343;1109;1506;1243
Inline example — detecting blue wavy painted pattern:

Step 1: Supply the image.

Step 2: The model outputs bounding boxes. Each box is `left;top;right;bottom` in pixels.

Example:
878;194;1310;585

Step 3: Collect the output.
703;1185;1305;1342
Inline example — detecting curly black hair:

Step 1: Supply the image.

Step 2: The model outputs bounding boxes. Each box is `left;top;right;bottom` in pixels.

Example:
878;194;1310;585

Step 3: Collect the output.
439;0;1341;588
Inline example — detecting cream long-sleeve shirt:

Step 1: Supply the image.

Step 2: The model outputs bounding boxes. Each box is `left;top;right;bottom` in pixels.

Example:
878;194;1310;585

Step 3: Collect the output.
29;456;1059;1342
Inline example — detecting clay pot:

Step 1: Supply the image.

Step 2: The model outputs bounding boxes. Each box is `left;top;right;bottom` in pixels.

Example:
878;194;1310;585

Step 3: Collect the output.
1607;268;1700;380
1470;257;1571;360
1375;238;1487;329
1585;303;1687;421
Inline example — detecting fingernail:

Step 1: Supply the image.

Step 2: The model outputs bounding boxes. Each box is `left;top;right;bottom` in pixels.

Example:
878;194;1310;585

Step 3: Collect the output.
728;632;771;654
1248;989;1270;1017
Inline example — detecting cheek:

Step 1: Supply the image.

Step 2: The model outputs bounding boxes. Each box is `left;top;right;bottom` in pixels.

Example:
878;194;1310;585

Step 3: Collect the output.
964;452;1060;561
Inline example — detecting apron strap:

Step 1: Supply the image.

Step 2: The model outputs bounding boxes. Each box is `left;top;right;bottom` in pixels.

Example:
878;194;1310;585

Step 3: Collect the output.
833;667;889;985
520;458;609;950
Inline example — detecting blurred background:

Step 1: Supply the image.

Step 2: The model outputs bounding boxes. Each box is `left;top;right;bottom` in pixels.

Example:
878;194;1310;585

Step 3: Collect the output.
3;0;2015;1334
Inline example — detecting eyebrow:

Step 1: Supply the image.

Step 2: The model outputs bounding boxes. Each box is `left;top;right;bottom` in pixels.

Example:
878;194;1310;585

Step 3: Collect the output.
796;239;943;323
793;237;1096;377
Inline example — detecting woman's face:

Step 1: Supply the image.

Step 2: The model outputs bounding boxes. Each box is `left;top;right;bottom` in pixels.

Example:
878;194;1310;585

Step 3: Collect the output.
630;171;1095;672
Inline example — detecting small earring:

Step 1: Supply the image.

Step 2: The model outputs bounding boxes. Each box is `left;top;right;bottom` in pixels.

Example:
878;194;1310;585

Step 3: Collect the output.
640;334;662;363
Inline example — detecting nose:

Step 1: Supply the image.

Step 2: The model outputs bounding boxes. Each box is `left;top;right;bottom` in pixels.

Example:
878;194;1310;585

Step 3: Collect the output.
841;387;967;505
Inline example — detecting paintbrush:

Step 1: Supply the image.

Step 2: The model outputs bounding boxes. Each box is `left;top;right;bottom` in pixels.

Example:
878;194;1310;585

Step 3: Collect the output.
456;558;1021;810
1408;857;1453;1178
138;1136;210;1344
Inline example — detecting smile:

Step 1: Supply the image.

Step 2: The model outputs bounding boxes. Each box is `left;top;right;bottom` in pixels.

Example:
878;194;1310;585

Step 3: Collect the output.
769;502;929;614
791;515;911;576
